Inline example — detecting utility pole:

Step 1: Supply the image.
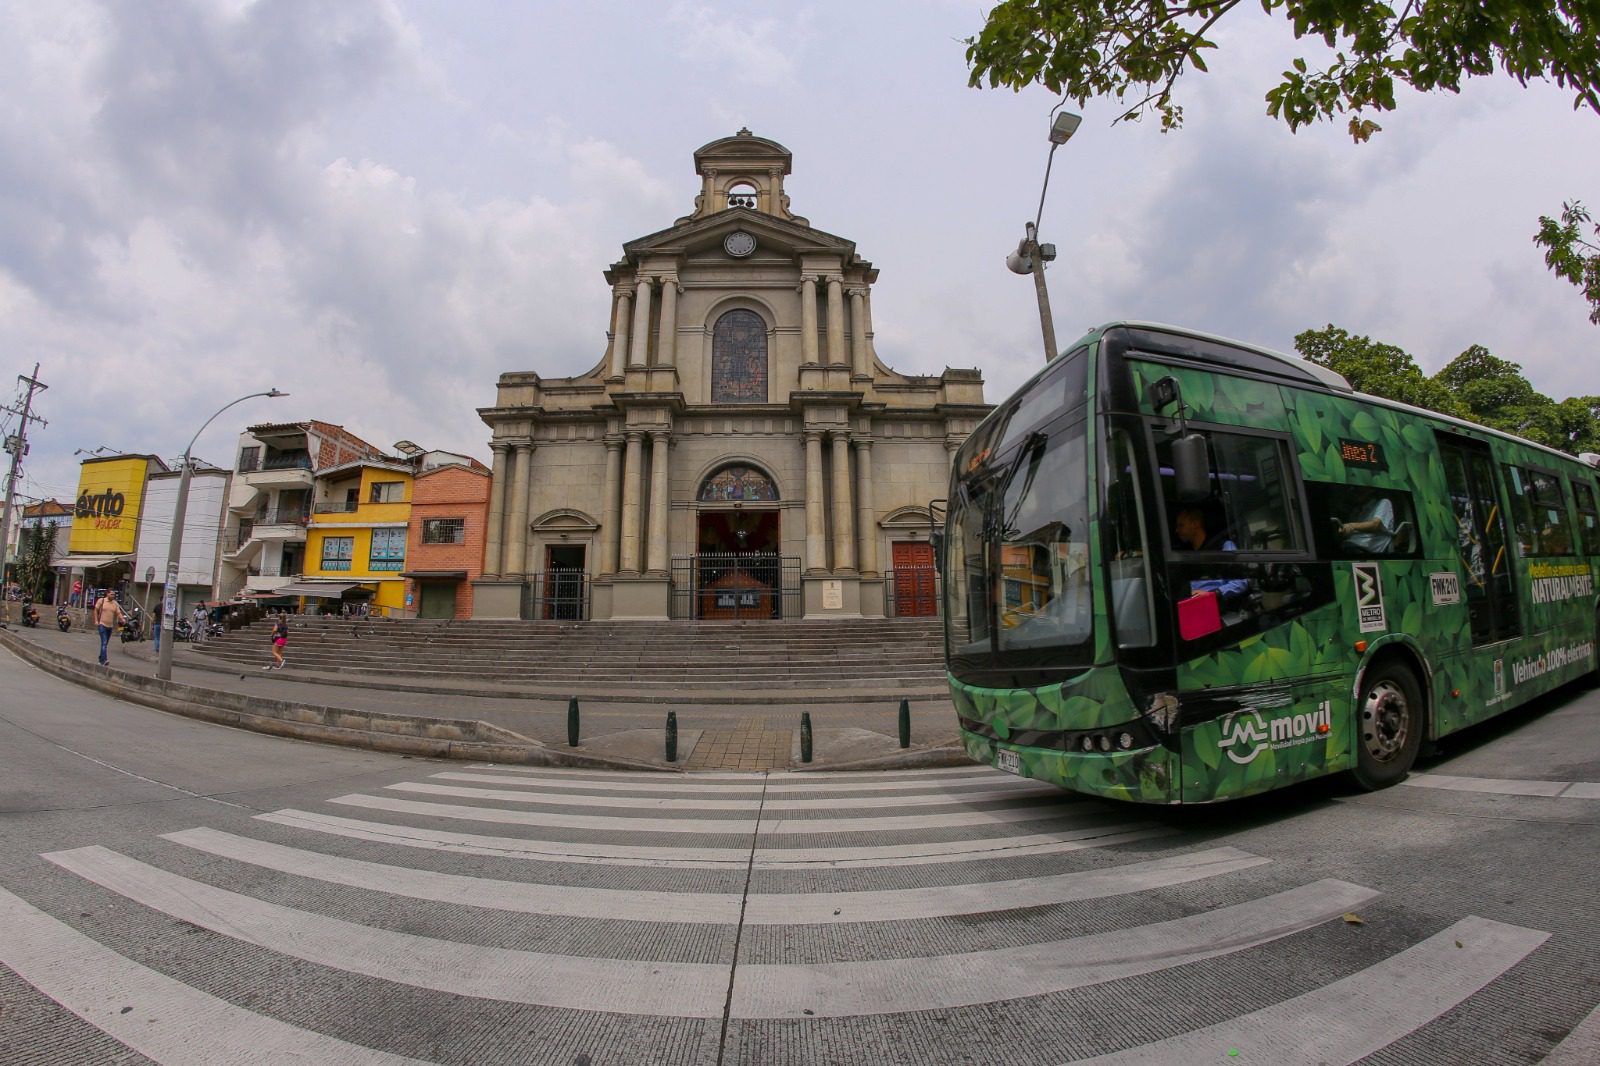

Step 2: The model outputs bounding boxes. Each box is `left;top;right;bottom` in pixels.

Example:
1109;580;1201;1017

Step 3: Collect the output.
0;364;48;627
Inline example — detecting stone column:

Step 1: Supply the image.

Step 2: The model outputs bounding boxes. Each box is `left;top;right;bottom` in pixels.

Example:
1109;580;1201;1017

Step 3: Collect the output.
656;276;679;368
849;287;869;377
826;276;846;366
830;431;855;572
599;436;623;575
799;275;819;365
853;437;877;575
646;431;670;573
628;277;653;368
804;430;827;571
504;440;533;577
482;442;509;577
609;290;632;378
619;432;644;572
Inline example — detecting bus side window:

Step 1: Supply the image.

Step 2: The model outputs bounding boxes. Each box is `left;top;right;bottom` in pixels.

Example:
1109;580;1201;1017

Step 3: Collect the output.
1571;478;1600;556
1505;464;1576;556
1305;482;1419;558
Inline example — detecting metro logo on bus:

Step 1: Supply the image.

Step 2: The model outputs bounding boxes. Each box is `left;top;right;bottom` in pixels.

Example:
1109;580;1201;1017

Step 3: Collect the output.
1217;702;1333;764
1353;563;1387;632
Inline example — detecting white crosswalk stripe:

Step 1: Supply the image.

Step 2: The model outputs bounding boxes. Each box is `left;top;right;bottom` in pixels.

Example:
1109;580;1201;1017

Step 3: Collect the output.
1;763;1577;1065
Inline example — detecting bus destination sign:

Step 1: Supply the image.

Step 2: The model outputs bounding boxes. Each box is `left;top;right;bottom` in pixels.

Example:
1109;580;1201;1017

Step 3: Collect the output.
1338;438;1387;470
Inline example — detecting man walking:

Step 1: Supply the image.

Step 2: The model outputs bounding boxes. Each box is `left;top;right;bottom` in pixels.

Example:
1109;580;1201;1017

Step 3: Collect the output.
192;602;208;644
93;591;127;666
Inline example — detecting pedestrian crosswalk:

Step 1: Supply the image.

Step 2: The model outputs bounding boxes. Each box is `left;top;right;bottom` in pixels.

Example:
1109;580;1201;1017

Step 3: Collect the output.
0;762;1583;1064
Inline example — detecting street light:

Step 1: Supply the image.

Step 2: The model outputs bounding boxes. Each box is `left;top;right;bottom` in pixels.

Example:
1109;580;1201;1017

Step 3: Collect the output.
1006;110;1083;362
155;389;287;682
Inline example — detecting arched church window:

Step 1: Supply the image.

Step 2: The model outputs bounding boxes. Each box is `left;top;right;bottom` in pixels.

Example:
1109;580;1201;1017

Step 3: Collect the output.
711;309;768;403
726;182;758;209
698;464;779;502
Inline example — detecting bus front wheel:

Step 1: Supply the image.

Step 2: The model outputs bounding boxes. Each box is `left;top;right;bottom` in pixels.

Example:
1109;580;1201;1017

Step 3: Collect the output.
1351;662;1424;791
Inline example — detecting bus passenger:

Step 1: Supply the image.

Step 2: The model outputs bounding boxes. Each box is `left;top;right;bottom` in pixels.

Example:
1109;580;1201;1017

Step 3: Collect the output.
1174;505;1249;604
1337;491;1397;554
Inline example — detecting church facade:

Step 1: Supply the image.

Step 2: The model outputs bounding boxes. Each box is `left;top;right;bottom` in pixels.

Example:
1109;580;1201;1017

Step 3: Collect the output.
473;130;989;621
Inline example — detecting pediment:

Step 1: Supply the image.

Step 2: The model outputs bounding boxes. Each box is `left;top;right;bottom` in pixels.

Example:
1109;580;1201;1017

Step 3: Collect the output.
623;208;854;260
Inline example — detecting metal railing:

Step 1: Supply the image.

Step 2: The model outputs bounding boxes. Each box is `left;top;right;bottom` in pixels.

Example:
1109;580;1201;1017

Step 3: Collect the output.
253;509;308;526
669;553;800;620
261;454;312;471
884;565;941;618
521;568;590;621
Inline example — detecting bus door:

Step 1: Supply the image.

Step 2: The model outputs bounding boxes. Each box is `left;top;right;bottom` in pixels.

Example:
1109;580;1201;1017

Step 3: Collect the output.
1437;433;1521;645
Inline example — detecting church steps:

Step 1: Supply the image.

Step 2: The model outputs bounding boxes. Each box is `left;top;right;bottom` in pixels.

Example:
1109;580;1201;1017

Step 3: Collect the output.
189;617;949;690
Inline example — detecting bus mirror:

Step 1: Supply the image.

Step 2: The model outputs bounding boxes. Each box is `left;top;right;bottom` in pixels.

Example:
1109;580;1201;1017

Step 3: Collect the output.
1173;433;1211;501
930;530;945;573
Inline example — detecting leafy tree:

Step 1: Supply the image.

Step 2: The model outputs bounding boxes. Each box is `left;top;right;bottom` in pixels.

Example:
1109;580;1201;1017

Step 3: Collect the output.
1433;344;1546;430
17;519;57;602
1534;200;1600;324
966;0;1600;142
1294;325;1463;414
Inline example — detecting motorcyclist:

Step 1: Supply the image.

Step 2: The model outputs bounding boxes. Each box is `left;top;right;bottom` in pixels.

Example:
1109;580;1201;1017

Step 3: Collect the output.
21;599;40;627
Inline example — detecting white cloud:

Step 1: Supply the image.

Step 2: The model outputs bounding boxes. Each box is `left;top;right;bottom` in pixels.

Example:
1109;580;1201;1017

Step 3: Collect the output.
668;1;808;89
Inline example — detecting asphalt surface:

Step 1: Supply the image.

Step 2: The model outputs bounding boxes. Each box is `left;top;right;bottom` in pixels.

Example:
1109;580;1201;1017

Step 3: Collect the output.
1;645;1598;1064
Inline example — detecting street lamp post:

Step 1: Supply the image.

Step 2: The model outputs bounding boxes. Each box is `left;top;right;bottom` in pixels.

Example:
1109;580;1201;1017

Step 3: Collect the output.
1006;110;1083;363
155;389;286;682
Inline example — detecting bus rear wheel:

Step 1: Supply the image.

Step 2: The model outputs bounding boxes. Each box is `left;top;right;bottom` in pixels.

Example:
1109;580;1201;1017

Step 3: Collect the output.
1352;661;1424;791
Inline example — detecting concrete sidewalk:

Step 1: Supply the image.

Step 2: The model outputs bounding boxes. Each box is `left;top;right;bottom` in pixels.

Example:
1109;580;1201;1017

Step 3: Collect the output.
0;621;972;773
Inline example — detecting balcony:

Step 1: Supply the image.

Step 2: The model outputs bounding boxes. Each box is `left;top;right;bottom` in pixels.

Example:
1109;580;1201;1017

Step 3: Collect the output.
242;455;314;489
314;501;360;514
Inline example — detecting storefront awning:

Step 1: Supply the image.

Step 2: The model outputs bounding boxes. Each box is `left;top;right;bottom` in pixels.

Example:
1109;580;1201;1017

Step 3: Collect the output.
263;582;362;599
61;554;135;569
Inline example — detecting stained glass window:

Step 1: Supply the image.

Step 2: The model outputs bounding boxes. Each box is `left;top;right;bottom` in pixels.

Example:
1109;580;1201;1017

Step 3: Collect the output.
712;309;768;403
698;465;778;502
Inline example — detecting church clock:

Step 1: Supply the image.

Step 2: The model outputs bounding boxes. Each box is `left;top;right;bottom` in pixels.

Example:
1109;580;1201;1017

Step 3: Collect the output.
723;231;757;258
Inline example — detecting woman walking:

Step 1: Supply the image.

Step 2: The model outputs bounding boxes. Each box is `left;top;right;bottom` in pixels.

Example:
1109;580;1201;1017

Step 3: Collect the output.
264;613;288;670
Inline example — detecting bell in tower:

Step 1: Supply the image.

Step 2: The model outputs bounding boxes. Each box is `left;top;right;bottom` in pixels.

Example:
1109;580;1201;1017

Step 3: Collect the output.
681;127;809;226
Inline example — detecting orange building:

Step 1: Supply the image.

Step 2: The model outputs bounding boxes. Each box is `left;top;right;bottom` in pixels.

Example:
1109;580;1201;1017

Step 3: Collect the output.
403;460;490;619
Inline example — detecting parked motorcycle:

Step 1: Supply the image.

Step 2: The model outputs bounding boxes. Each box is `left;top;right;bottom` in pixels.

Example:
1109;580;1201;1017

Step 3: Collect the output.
172;619;194;642
56;604;71;632
121;605;144;643
20;600;40;628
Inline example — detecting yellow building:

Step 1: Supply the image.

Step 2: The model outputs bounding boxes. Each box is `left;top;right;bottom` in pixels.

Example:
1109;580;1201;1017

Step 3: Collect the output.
301;459;415;615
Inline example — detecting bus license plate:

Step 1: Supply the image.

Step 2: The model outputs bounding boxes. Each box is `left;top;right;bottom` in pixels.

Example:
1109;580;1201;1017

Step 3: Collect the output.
995;749;1020;775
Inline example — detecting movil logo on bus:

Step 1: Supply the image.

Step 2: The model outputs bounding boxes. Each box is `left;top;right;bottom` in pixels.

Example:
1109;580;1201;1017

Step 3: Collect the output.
1217;702;1332;764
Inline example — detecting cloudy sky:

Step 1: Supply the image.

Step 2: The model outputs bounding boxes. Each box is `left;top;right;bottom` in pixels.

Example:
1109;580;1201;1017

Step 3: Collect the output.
3;0;1597;506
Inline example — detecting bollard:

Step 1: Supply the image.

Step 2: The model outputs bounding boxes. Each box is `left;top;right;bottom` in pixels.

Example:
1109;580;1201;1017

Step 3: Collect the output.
898;697;911;749
665;711;678;763
800;712;813;763
567;696;580;747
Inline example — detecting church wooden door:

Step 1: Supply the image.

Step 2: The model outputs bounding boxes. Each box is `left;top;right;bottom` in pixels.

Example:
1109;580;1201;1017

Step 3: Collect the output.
891;541;937;617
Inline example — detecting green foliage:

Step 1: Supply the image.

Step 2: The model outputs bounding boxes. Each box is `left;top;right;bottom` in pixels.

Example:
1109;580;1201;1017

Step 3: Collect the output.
966;0;1600;141
17;520;57;601
1294;326;1463;415
1534;200;1600;324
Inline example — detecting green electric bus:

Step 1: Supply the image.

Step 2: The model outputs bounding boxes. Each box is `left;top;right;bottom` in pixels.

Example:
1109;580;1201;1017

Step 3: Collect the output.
944;322;1599;803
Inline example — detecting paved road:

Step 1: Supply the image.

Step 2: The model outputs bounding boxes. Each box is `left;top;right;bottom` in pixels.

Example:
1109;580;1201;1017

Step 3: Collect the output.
2;646;1598;1064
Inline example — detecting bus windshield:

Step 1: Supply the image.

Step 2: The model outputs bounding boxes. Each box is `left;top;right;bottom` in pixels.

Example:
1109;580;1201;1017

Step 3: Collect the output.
945;408;1092;685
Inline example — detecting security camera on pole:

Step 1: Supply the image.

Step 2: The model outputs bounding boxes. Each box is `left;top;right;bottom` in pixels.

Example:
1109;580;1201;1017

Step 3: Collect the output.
1006;110;1082;363
155;389;287;682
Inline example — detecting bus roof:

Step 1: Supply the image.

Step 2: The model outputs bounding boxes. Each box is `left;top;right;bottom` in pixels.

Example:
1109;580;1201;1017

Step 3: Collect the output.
1077;321;1592;472
1089;321;1355;393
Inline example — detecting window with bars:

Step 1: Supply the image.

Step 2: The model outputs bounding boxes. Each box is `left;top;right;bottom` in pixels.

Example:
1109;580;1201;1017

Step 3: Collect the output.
369;528;406;570
422;518;466;544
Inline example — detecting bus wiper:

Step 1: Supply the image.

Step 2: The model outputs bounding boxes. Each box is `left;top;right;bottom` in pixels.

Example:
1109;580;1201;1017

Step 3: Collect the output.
1000;431;1046;540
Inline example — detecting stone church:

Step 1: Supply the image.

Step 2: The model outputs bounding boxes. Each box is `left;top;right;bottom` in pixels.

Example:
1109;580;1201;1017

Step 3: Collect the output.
473;130;989;621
